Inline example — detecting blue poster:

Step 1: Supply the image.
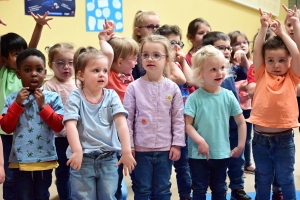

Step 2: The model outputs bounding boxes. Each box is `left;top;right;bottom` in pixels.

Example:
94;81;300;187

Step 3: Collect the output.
25;0;75;17
86;0;123;32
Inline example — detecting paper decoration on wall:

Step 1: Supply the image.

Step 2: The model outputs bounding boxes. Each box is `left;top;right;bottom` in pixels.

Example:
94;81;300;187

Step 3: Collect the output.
25;0;75;17
86;0;123;32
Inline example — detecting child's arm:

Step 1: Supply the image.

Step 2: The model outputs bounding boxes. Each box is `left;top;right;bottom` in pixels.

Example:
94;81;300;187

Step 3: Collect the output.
231;113;246;157
253;9;272;72
0;137;5;184
174;45;194;86
0;18;7;26
169;63;186;85
233;50;250;70
114;113;136;176
283;5;300;50
185;114;209;160
28;12;53;48
98;30;114;68
65;120;83;170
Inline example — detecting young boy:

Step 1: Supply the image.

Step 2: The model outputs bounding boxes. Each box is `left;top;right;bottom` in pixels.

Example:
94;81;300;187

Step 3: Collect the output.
1;48;64;199
202;31;251;200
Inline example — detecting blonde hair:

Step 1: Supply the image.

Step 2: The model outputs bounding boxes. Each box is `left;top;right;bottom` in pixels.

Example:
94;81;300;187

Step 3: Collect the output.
192;45;230;87
139;34;173;78
73;46;108;88
132;10;159;42
108;37;139;63
45;43;75;68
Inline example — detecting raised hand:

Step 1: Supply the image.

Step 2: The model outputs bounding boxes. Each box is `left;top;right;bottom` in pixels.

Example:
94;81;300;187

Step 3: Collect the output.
34;88;45;110
30;11;53;29
233;49;247;65
270;20;284;36
102;19;115;35
98;29;115;41
283;4;299;24
0;18;7;26
259;8;272;28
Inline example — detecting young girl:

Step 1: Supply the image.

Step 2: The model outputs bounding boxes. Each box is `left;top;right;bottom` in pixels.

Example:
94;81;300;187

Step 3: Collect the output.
228;30;254;174
248;7;300;199
63;46;136;200
123;34;185;199
184;45;246;199
43;43;76;200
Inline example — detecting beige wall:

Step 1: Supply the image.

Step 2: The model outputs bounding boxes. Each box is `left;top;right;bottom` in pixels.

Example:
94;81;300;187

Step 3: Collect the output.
0;0;289;56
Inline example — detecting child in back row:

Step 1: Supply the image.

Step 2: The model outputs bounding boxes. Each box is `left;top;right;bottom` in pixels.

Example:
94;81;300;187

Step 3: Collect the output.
43;43;77;200
123;34;185;200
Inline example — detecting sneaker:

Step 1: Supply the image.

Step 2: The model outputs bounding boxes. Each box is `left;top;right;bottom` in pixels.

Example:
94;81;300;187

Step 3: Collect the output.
272;190;283;200
244;165;255;174
231;188;252;200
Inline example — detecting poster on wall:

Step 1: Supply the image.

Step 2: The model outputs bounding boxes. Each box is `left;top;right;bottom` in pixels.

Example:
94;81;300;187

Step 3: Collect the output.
86;0;123;32
25;0;75;17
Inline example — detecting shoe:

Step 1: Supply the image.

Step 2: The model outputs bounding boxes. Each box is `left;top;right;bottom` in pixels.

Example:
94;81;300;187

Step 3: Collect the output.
231;188;252;200
272;190;283;200
244;165;255;174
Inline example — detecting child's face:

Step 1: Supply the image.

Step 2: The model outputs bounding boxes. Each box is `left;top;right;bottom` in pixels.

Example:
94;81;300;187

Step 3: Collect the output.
3;50;22;70
120;54;137;75
141;42;168;75
136;15;160;39
213;40;232;60
189;24;210;50
50;51;74;83
78;58;108;91
232;35;249;54
16;55;46;91
285;19;294;40
264;49;290;76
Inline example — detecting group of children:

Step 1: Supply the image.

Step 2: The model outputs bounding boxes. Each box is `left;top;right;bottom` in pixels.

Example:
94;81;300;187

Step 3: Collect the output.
0;3;299;200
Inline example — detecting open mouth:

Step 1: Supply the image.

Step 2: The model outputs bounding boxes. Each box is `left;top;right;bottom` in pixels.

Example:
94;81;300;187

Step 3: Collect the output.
214;78;222;81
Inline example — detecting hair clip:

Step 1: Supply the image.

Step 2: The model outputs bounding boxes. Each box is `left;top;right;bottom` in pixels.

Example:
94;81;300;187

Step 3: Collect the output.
200;51;206;56
44;45;53;53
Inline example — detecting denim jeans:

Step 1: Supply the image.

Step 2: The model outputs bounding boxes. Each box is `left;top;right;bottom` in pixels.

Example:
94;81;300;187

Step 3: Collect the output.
131;151;173;200
189;158;229;199
227;129;245;190
173;135;192;199
70;151;118;200
1;135;16;200
55;137;71;200
252;131;296;200
13;169;52;200
243;109;253;167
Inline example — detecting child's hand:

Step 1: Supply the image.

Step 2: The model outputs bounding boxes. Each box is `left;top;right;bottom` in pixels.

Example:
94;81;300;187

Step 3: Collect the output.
233;50;247;65
116;152;136;176
30;11;53;29
259;8;272;28
34;88;45;110
131;149;135;158
230;146;244;158
174;45;186;64
103;19;115;35
270;20;284;36
283;4;299;24
98;30;115;42
0;18;7;26
169;145;181;161
66;152;83;170
197;140;209;160
0;165;5;184
16;87;30;106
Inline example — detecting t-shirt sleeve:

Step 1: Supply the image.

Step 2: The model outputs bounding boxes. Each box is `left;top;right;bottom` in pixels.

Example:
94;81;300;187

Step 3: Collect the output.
49;92;64;115
110;90;128;118
287;67;300;86
184;94;197;118
63;90;81;124
247;64;256;83
229;91;242;116
254;64;265;81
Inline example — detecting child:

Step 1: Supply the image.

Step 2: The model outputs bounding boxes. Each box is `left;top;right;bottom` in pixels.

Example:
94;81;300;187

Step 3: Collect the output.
202;32;251;200
1;48;64;199
185;44;246;199
228;30;254;174
63;46;136;200
123;34;185;199
0;12;52;200
248;7;300;199
43;43;76;200
155;24;192;200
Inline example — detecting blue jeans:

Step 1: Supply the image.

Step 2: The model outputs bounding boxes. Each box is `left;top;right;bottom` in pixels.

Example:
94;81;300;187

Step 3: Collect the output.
70;151;118;200
13;169;52;200
131;151;173;200
189;158;229;199
252;131;296;200
243;109;253;166
1;135;16;200
173;136;192;199
227;129;245;190
55;137;71;200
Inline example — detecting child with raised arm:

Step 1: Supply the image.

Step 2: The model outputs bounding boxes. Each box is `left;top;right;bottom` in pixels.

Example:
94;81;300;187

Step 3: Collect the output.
63;46;136;200
123;35;185;199
0;12;52;200
1;48;64;199
248;8;300;199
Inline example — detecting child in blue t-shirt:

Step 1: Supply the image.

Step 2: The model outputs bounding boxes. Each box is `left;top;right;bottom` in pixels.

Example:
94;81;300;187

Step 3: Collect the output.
184;45;246;199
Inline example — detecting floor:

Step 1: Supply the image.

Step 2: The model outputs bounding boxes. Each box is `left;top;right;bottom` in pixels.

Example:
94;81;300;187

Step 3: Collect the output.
1;129;300;200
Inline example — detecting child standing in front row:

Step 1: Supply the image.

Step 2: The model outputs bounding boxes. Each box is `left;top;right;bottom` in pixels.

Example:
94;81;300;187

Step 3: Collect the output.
185;45;246;199
1;48;64;199
123;34;185;200
63;46;136;200
248;7;300;199
43;43;76;200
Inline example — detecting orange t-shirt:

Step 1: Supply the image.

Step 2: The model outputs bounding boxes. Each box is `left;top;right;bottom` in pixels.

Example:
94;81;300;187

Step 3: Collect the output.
106;70;133;103
247;64;300;128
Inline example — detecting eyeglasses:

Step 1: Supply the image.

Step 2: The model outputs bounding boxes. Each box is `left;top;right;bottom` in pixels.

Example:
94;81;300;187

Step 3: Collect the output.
170;40;184;49
138;24;160;31
214;45;232;53
141;53;166;61
52;61;73;68
233;40;249;48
